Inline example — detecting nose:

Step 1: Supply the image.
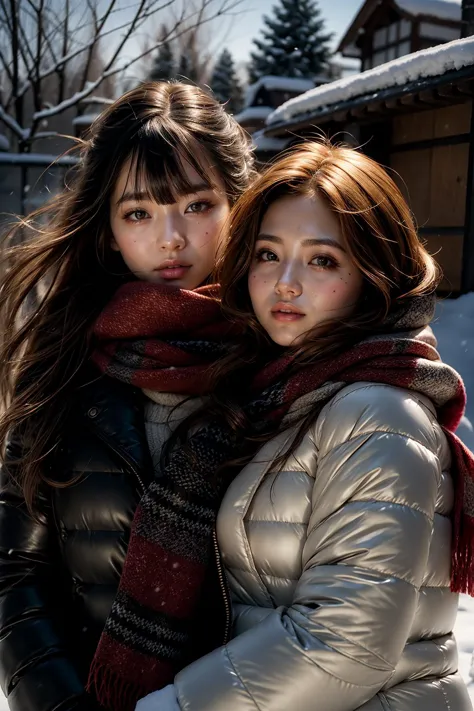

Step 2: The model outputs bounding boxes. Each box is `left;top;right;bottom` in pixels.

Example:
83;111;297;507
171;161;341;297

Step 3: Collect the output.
274;262;302;298
159;213;186;252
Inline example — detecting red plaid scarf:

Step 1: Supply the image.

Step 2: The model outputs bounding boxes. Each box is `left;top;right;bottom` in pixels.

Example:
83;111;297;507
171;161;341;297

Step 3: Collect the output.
91;281;236;395
88;293;474;711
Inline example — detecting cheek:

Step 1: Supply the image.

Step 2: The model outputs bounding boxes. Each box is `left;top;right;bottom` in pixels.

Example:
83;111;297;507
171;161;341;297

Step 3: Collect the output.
326;272;362;312
191;222;221;256
248;268;269;306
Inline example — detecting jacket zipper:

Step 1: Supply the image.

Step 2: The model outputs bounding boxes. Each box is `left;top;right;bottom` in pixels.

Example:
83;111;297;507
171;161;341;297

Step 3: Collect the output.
94;429;146;495
213;528;231;645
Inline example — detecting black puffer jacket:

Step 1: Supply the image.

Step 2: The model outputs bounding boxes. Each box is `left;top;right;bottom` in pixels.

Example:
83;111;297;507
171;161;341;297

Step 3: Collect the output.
0;373;150;711
0;372;225;711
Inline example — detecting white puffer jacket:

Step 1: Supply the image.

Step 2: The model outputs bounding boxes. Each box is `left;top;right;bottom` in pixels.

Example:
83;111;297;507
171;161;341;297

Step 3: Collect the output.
141;382;473;711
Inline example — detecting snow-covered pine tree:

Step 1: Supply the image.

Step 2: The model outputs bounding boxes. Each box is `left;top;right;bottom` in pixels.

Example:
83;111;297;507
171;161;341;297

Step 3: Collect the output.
249;0;333;83
150;25;175;81
210;49;243;113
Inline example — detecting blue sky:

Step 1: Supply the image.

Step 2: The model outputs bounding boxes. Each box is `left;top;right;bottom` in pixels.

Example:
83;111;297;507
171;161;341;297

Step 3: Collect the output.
224;0;363;62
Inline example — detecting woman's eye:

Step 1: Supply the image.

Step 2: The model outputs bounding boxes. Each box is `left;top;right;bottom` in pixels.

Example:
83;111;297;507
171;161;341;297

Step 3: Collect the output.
124;209;149;222
311;255;336;269
186;200;212;214
256;248;278;262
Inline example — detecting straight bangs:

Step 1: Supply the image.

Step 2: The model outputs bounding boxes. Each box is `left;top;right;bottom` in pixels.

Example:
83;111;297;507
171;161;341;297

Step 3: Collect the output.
120;121;217;205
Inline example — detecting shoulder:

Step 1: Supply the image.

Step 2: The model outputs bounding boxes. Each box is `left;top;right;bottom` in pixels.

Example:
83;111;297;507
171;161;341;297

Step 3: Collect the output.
313;382;445;460
302;383;448;525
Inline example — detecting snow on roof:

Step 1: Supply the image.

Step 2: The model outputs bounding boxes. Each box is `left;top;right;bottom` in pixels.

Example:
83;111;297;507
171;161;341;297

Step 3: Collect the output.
268;35;474;126
72;113;101;126
395;0;461;21
234;106;273;123
0;134;10;151
252;132;291;153
245;75;318;108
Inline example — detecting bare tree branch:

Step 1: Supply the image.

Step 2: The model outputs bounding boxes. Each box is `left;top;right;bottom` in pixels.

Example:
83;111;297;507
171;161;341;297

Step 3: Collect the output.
0;104;28;139
22;0;59;67
15;0;176;101
0;0;243;146
1;0;40;111
79;0;117;96
57;0;69;104
28;0;46;112
8;0;21;127
0;45;13;86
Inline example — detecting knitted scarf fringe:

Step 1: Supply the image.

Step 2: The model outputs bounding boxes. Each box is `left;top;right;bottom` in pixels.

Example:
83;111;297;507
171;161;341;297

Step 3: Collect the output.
87;659;148;711
448;429;474;596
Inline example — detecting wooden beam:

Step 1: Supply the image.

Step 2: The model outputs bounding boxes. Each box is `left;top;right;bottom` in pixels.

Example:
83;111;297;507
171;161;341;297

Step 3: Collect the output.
333;110;349;122
366;100;389;114
391;133;470;153
350;105;369;119
417;89;445;107
436;85;458;99
455;80;474;97
400;93;419;107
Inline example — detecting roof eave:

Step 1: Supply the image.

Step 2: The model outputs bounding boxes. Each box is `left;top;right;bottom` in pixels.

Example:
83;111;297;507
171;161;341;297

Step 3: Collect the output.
264;63;474;136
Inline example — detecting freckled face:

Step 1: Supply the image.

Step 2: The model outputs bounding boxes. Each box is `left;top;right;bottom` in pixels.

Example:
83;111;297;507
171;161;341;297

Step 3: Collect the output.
248;193;364;347
109;157;230;289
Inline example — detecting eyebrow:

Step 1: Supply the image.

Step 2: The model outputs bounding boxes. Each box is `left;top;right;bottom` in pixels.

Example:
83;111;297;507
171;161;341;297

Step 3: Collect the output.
116;182;212;206
257;233;346;253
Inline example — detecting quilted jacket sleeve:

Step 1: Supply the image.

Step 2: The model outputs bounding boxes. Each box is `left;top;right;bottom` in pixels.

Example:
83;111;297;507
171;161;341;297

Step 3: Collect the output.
0;434;91;711
170;384;443;711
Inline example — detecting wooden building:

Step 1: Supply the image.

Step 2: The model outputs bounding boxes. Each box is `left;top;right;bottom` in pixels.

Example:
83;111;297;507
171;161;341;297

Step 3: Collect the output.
338;0;462;71
261;36;474;294
235;76;320;134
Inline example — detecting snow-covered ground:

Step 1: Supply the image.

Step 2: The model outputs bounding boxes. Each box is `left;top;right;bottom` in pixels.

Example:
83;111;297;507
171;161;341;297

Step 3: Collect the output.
433;294;474;705
456;593;474;704
434;295;474;452
0;296;473;711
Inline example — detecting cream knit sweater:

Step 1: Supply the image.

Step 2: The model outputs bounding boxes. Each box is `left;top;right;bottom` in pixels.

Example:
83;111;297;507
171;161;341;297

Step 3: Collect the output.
142;389;202;472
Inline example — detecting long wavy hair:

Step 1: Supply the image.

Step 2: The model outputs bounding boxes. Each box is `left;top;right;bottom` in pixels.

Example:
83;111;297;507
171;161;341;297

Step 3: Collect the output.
0;81;255;513
177;140;441;461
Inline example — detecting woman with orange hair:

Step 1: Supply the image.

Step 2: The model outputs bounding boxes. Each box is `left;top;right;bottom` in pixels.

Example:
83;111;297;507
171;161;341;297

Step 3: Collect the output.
135;141;473;711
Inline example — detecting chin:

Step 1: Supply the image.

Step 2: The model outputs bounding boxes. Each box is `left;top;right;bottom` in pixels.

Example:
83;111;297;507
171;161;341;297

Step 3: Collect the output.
147;275;189;288
267;329;305;347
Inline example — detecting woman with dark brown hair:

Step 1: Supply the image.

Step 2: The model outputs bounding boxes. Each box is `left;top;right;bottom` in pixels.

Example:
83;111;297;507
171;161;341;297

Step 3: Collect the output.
0;81;254;711
133;141;473;711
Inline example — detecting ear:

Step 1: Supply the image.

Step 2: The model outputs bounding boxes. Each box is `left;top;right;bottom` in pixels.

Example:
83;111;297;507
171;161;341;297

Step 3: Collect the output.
110;238;121;252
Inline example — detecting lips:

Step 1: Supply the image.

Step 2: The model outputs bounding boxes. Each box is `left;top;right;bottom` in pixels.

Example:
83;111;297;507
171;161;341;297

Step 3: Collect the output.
155;260;191;281
271;302;305;322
